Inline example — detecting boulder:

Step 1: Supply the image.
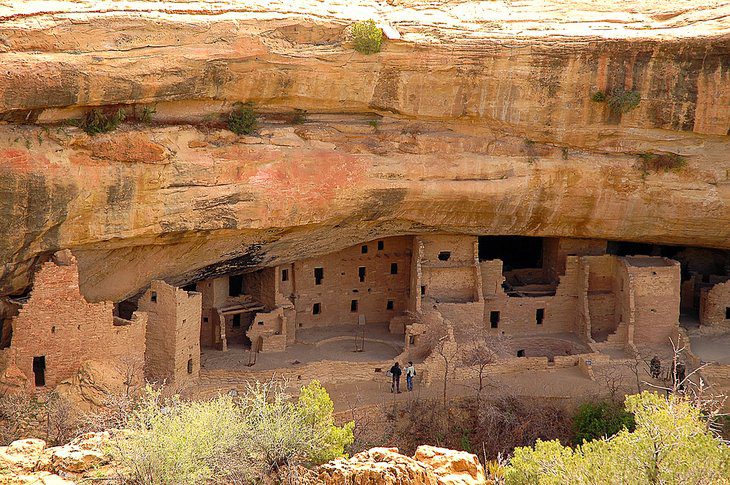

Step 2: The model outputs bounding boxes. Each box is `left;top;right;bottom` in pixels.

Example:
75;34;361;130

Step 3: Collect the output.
0;439;47;472
50;446;105;473
318;447;442;485
414;446;487;484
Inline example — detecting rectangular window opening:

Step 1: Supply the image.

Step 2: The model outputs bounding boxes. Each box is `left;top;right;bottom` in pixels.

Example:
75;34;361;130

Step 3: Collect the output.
281;269;289;282
361;245;368;254
232;314;241;328
387;300;394;310
517;349;525;358
313;303;321;315
536;308;545;325
351;300;358;312
421;285;426;295
726;307;730;320
438;251;451;261
490;311;500;328
358;267;366;283
150;291;157;303
314;267;324;285
229;275;244;297
378;241;384;250
409;335;416;345
390;263;398;275
187;358;193;374
33;356;45;387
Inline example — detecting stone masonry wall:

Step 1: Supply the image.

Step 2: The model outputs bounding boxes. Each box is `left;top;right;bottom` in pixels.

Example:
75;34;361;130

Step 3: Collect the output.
138;281;202;387
699;281;730;327
6;251;146;389
623;257;681;347
294;237;413;328
419;235;479;303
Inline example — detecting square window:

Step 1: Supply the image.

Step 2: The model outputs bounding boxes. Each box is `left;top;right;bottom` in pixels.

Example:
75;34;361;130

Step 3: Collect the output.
387;300;394;310
390;263;398;275
313;303;321;315
281;269;288;282
361;245;368;254
351;300;358;312
314;267;324;285
378;241;384;250
517;349;525;357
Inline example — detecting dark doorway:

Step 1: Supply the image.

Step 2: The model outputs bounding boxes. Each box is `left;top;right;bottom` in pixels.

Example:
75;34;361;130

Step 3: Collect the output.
359;267;366;282
351;300;358;312
33;356;46;387
314;267;324;285
232;314;241;328
478;236;543;269
536;308;545;325
490;311;500;328
726;307;730;320
229;275;244;297
182;283;196;292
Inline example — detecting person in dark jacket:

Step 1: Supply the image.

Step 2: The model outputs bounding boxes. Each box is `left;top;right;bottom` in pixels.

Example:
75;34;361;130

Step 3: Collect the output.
389;362;402;393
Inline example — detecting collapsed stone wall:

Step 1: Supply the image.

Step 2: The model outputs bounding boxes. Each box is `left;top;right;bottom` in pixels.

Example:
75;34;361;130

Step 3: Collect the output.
2;251;146;389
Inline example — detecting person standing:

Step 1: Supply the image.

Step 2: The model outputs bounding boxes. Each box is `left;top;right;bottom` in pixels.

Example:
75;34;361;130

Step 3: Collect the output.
389;362;402;393
405;361;416;392
650;356;661;379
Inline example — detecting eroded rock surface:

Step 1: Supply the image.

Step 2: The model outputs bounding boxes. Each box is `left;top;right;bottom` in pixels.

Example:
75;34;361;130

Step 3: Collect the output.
0;0;728;301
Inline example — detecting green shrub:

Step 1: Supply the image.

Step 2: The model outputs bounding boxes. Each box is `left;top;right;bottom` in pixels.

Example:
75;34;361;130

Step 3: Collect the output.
505;392;730;485
139;106;156;123
227;102;257;135
351;20;383;55
112;381;353;484
637;152;686;173
291;109;307;125
77;108;126;135
590;89;640;113
573;401;635;445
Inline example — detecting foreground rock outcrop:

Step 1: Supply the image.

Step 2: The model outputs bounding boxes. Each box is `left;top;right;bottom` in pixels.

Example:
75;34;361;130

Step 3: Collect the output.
0;433;110;484
319;446;487;484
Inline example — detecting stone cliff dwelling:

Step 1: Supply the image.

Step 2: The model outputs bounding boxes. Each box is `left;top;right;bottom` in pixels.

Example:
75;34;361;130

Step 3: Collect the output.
1;234;727;393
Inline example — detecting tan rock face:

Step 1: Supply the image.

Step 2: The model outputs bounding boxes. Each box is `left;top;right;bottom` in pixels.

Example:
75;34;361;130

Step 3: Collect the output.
0;1;728;301
318;447;444;484
414;445;487;485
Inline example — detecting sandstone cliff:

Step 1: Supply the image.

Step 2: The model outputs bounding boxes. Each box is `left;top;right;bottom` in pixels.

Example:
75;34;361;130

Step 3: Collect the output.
0;0;728;301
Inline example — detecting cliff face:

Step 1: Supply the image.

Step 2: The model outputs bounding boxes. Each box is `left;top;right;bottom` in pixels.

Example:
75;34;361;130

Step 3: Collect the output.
0;0;729;301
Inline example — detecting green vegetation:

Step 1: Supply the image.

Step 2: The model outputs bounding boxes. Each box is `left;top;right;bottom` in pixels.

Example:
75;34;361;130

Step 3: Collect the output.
351;20;383;55
368;119;380;130
573;401;635;445
638;152;687;173
227;102;258;135
77;108;127;135
505;392;730;484
591;89;641;114
292;109;307;125
139;106;156;124
112;380;353;484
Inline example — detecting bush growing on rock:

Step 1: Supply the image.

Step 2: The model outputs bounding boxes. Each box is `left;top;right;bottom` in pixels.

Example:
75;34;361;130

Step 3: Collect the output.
505;392;730;484
351;20;383;54
77;108;127;135
637;152;687;173
227;102;257;135
590;89;640;114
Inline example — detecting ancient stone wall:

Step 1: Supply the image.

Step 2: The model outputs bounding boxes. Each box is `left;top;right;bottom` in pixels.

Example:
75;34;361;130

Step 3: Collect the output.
5;251;146;389
543;238;607;282
197;277;228;348
419;235;479;303
293;237;413;328
699;281;730;326
242;268;277;309
480;258;580;336
622;257;681;347
138;281;202;387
